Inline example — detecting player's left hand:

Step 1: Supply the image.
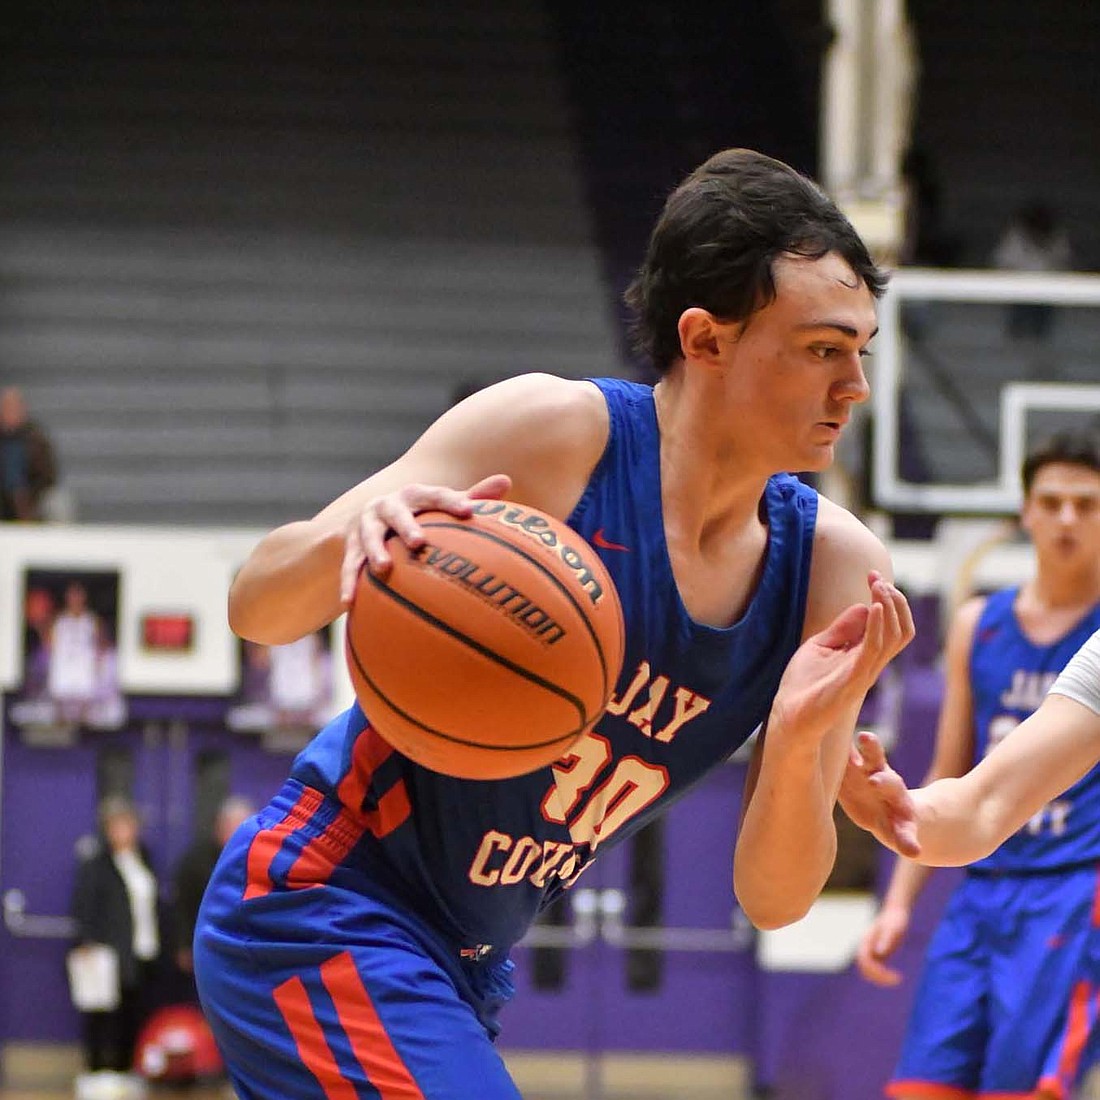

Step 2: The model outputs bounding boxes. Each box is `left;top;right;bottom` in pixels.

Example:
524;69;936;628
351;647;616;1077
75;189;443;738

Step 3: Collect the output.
770;571;914;744
839;731;920;858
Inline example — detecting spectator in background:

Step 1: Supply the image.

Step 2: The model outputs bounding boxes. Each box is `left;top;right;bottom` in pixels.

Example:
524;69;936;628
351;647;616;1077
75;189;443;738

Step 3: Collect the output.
993;201;1072;341
0;385;57;521
172;796;256;978
71;796;161;1080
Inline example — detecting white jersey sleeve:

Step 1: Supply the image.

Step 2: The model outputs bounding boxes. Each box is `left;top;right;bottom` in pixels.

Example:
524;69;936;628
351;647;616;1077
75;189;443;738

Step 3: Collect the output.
1050;629;1100;716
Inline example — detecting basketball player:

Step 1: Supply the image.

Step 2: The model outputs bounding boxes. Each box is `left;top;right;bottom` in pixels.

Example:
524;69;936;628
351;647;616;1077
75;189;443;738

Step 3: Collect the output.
194;148;915;1100
855;432;1100;1100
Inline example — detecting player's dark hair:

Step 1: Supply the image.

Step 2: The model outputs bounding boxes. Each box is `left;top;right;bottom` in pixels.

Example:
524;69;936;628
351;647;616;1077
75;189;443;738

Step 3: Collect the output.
624;148;888;373
1021;430;1100;494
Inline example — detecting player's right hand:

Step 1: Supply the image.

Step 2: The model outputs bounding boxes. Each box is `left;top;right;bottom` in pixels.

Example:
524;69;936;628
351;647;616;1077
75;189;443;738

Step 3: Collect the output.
855;905;910;986
340;474;512;603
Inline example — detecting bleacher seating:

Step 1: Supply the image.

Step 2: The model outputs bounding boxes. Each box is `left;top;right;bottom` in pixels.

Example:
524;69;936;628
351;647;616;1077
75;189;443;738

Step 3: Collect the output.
0;1;623;526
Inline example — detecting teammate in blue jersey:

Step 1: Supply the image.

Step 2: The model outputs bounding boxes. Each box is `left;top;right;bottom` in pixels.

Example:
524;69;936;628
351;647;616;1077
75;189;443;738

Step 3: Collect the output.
854;432;1100;1100
194;148;915;1100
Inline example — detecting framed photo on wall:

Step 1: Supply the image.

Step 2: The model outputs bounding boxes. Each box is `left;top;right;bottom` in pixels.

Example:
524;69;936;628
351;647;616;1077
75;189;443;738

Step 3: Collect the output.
226;626;337;750
10;568;128;741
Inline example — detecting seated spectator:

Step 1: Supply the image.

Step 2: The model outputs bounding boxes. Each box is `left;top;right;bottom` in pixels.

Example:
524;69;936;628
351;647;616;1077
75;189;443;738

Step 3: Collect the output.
0;385;57;521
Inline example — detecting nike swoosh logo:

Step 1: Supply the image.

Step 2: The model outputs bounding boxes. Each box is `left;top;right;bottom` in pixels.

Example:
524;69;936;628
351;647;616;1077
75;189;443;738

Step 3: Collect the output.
591;529;630;552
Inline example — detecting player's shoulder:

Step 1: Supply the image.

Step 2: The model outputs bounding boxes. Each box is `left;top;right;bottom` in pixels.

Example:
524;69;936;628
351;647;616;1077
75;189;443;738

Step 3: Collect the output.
440;374;611;513
947;592;990;649
461;373;609;448
801;497;892;633
954;592;990;627
460;373;608;426
809;495;892;576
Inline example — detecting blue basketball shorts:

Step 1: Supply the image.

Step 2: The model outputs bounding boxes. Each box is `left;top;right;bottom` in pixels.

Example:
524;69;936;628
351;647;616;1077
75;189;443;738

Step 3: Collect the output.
887;864;1100;1099
193;782;522;1100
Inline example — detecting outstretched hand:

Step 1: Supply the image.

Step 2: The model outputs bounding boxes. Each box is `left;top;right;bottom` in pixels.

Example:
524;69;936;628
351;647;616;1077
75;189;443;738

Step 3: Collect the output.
840;731;920;859
770;571;914;744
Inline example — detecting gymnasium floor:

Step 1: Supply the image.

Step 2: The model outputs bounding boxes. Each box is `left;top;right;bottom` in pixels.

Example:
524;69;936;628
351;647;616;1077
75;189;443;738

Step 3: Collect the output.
0;1045;754;1100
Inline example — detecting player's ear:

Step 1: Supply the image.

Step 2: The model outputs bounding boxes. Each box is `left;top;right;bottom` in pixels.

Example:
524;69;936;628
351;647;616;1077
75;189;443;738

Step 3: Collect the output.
1017;500;1035;540
677;308;725;366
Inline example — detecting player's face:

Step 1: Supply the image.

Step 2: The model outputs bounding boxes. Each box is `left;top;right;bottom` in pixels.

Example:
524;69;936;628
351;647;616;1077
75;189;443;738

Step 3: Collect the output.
718;252;877;472
1021;462;1100;567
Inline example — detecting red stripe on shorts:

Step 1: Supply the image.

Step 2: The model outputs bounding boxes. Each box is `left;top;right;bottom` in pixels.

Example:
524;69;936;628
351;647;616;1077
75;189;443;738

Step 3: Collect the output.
1038;979;1095;1099
243;786;325;901
320;950;424;1099
272;974;359;1100
884;1082;974;1099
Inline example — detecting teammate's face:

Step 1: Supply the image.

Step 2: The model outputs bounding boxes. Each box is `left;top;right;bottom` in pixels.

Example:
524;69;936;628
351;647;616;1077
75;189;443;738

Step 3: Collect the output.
718;252;877;472
1021;462;1100;567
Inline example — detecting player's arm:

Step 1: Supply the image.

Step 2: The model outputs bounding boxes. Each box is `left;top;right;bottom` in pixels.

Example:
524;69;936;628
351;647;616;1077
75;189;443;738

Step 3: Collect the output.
228;375;608;645
734;502;914;929
855;596;982;986
847;630;1100;865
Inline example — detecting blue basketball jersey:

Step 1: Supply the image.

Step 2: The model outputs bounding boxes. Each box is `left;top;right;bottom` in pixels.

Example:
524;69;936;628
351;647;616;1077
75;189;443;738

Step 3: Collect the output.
281;377;818;959
970;588;1100;873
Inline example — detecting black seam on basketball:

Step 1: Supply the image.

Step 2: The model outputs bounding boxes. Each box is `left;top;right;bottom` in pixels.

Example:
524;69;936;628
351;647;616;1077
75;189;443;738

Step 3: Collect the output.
417;519;612;701
346;635;583;753
364;568;592;728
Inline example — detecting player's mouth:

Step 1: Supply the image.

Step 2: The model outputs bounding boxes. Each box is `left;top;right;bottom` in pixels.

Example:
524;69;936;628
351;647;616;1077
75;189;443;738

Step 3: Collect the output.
816;418;848;437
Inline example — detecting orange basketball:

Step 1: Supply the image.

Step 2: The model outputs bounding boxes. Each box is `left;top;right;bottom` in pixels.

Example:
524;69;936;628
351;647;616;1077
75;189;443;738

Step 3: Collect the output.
345;500;625;779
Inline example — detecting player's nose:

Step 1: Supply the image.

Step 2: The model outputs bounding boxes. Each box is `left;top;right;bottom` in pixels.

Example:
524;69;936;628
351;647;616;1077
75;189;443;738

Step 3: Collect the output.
833;353;871;405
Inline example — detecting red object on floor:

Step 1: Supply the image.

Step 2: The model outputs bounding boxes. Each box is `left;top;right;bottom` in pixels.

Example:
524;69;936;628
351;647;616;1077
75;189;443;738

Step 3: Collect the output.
134;1003;224;1081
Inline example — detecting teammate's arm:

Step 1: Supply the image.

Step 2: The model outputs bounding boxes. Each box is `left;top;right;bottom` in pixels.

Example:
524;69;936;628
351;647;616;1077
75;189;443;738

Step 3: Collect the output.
228;375;608;645
734;504;914;929
847;630;1100;865
854;596;982;986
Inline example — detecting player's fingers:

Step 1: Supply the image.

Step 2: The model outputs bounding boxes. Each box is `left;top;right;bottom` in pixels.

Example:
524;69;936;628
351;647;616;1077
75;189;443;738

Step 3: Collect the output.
878;579;902;647
855;730;887;771
863;956;904;987
815;601;869;651
854;928;901;986
356;512;393;578
856;947;902;986
465;473;512;500
853;599;884;681
890;812;922;859
342;519;377;601
376;493;428;548
866;772;922;857
894;585;916;647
